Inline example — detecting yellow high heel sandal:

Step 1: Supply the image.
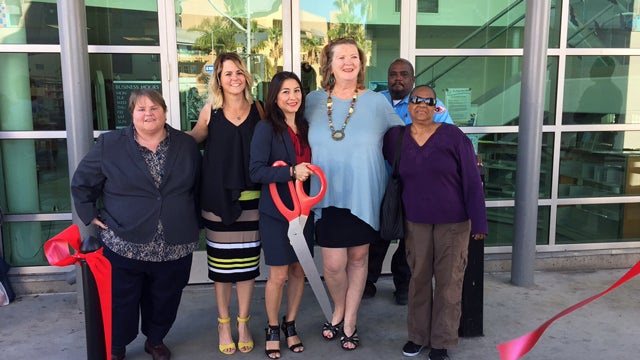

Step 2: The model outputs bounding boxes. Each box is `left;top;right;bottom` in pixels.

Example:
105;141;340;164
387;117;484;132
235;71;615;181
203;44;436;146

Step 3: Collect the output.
218;317;236;355
237;315;254;353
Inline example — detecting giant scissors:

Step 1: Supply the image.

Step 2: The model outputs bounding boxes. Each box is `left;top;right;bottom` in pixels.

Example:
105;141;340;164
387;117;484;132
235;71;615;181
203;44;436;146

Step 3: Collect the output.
269;160;332;322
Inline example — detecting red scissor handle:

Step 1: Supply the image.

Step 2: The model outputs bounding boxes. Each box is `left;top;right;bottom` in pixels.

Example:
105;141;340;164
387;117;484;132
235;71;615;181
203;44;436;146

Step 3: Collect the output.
269;161;299;221
268;161;327;222
297;164;326;216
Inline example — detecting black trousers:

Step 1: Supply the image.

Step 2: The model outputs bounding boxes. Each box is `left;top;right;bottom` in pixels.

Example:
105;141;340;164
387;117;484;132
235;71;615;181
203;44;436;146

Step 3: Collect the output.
104;247;192;351
367;237;411;292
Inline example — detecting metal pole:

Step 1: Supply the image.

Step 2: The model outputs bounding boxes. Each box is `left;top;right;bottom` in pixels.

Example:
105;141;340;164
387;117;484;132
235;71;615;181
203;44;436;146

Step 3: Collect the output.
246;0;252;73
57;0;94;215
511;0;551;286
80;237;105;360
57;0;96;310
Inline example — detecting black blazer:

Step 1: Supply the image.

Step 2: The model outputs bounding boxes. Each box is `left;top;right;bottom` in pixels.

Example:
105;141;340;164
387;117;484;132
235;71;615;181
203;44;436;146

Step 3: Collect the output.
71;125;201;245
249;120;301;220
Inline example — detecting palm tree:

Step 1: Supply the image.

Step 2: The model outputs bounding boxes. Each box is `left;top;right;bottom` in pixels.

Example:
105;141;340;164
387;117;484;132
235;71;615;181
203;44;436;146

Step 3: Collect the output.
327;0;371;54
190;17;239;56
265;26;283;78
301;36;324;65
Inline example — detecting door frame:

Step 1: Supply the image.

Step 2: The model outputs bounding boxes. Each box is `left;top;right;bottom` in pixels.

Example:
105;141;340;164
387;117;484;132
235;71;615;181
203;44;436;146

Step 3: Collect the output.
156;0;414;283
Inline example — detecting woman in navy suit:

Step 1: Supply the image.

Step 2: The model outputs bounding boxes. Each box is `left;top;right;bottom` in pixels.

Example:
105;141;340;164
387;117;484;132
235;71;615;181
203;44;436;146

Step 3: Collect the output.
71;89;201;360
250;72;314;359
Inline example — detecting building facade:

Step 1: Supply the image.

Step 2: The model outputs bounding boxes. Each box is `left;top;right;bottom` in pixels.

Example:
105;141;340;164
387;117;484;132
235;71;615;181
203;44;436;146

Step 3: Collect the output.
1;0;639;287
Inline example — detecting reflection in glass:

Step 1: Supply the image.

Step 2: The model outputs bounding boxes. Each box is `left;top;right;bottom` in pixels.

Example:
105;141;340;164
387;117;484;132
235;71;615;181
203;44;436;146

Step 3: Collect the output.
548;0;562;48
86;2;159;46
300;0;401;95
0;137;71;266
2;221;72;266
559;131;640;198
0;1;59;45
89;54;162;130
0;1;161;46
415;0;526;49
556;204;639;244
485;206;549;246
416;57;557;126
0;53;64;131
175;0;283;130
567;0;636;49
0;139;70;214
476;132;553;200
563;55;639;125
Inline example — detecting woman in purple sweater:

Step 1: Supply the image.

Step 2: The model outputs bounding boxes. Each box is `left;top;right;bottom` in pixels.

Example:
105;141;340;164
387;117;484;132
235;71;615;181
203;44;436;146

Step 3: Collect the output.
383;85;488;360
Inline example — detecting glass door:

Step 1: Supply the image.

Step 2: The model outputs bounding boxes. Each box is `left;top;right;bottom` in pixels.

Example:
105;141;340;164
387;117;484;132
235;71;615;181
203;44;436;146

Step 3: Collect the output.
299;0;402;93
167;0;404;132
169;0;284;131
165;0;286;282
164;0;404;282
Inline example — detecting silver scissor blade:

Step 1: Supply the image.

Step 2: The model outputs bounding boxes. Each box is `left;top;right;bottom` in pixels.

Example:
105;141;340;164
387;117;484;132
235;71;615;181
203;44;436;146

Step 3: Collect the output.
287;221;333;322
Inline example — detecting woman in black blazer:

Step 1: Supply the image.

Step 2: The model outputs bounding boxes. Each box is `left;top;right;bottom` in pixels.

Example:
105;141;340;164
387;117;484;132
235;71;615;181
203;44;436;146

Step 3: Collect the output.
71;89;201;360
249;72;314;358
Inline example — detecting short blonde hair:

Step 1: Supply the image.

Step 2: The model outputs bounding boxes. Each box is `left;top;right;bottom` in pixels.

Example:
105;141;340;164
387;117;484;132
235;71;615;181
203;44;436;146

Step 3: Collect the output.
207;52;254;108
319;37;367;90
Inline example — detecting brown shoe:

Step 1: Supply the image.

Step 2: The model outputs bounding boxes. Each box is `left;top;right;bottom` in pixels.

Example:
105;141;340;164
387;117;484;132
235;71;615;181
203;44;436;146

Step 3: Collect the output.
111;354;125;360
144;340;171;360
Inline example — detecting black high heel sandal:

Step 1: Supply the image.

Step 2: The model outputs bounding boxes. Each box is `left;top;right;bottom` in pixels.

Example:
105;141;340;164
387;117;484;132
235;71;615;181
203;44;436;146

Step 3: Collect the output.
340;327;359;351
281;316;304;353
321;319;343;341
265;324;281;359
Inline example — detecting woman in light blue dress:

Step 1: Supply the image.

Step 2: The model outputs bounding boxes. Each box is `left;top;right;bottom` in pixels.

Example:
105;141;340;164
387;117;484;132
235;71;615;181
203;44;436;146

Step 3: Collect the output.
305;38;403;351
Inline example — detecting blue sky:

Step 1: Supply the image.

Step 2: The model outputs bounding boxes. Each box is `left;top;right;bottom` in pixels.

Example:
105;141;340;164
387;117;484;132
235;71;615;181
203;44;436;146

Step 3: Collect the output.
301;1;333;21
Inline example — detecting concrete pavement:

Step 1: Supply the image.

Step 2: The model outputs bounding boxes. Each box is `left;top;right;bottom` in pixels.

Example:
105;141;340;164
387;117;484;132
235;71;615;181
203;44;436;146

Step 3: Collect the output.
1;269;639;359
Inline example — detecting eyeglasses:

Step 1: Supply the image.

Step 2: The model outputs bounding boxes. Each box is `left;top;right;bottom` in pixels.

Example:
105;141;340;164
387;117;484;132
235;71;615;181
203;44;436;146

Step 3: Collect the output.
409;96;437;106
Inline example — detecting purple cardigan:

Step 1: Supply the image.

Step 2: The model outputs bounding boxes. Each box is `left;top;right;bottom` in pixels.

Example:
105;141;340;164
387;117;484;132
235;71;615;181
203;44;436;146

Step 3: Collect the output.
383;124;488;235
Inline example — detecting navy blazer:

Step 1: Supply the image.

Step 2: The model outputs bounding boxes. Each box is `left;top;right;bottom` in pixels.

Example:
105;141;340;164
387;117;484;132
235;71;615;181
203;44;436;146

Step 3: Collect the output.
249;120;301;220
71;125;201;245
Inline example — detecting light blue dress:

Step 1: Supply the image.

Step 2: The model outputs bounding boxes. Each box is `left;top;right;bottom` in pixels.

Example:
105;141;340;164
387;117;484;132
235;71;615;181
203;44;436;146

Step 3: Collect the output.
306;89;404;230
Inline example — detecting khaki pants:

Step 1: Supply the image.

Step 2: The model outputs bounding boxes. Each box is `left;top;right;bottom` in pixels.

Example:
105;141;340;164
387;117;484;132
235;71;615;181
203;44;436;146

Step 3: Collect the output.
405;220;470;349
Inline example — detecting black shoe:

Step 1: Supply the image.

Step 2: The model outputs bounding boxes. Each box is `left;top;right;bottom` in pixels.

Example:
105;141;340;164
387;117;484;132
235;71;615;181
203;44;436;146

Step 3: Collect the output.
362;281;376;299
428;348;449;360
144;341;171;360
112;346;126;360
394;290;408;305
265;324;281;359
402;341;424;357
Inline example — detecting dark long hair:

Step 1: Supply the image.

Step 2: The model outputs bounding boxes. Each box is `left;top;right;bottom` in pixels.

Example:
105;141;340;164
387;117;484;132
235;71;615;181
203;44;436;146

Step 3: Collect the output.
264;71;309;144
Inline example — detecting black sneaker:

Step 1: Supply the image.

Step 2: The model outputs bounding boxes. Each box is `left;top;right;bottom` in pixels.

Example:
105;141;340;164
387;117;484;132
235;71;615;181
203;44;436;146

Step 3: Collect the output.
428;354;450;360
402;341;424;357
362;281;376;299
428;348;449;360
394;290;408;305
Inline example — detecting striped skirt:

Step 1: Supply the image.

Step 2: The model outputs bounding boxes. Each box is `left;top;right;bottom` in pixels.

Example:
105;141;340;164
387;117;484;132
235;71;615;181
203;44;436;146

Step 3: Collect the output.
202;199;261;283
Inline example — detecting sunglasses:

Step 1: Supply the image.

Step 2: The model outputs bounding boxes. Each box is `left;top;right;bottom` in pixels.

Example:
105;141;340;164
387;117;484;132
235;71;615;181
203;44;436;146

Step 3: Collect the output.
409;96;437;106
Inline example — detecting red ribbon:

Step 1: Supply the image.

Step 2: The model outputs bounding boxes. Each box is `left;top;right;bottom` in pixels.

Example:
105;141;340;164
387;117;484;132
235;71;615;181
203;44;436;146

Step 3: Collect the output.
44;224;112;360
497;260;640;360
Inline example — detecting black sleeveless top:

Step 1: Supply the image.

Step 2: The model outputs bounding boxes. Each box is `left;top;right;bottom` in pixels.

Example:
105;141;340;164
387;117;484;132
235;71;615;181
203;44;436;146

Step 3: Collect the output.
200;103;261;225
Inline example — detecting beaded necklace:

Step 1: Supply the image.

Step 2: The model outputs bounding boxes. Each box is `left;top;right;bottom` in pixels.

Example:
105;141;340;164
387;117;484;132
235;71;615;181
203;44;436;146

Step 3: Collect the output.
327;88;358;141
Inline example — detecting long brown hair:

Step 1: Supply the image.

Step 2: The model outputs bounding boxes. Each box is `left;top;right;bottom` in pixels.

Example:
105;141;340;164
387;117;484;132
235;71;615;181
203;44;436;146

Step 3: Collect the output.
264;71;308;144
319;37;367;90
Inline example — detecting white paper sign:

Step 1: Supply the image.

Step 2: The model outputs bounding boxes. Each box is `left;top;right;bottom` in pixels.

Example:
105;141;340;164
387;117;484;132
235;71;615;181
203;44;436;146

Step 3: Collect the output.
445;88;473;126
